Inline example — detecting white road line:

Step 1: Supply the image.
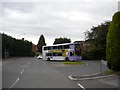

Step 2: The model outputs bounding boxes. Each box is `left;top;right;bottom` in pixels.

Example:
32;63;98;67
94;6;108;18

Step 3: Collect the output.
20;69;24;74
78;83;86;90
9;78;19;88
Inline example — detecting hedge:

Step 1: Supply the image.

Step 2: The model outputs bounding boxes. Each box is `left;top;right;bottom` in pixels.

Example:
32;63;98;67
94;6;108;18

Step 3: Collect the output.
106;12;120;71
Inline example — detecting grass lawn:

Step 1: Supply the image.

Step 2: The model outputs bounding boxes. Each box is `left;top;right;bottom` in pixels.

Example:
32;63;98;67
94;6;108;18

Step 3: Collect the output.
61;61;85;65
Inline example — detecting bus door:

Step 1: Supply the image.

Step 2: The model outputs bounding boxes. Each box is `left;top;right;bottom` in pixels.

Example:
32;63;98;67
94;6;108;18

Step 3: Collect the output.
68;52;76;61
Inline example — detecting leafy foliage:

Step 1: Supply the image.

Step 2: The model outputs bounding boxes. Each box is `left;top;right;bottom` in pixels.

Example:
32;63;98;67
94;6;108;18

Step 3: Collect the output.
83;21;111;60
53;37;71;45
106;12;120;71
37;34;46;53
2;33;33;58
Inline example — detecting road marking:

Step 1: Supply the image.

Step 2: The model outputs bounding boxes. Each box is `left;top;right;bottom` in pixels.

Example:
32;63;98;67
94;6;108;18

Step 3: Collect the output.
20;69;24;74
9;78;19;88
78;83;86;90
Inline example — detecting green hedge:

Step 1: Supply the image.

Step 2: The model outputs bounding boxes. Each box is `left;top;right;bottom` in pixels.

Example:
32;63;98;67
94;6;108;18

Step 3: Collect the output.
106;12;120;71
2;33;34;58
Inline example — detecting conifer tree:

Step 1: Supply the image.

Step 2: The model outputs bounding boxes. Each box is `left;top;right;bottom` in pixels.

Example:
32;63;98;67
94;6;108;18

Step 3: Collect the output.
37;34;46;53
106;12;120;71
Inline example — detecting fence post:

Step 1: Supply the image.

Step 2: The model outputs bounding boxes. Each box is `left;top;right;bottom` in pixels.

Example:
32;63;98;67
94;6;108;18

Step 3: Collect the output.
100;60;102;74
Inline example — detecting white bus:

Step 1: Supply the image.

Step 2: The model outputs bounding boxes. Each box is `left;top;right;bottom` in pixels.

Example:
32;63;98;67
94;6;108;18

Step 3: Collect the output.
42;43;82;61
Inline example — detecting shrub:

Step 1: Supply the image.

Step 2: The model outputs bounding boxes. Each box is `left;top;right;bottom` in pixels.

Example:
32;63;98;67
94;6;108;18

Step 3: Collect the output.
31;51;36;57
106;12;120;71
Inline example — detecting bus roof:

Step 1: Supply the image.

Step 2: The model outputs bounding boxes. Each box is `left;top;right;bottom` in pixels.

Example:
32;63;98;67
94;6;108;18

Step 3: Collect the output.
43;42;79;47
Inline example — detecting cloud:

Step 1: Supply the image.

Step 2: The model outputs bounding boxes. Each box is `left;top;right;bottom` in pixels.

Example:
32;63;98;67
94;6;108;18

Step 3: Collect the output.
1;1;119;45
1;0;119;2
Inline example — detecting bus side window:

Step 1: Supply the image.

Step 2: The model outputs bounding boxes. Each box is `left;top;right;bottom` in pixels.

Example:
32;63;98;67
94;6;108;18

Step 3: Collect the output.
53;46;58;49
46;53;52;56
64;45;69;49
44;47;48;50
48;47;52;50
58;53;62;56
58;45;63;49
53;53;57;56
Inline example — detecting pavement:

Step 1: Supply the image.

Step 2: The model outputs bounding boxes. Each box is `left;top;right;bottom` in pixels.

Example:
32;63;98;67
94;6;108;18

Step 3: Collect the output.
48;60;119;89
68;72;119;88
68;72;116;80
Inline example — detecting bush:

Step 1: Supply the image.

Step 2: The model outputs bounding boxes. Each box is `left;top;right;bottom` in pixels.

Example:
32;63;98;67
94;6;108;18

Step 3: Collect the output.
82;50;94;60
106;12;120;71
36;52;42;56
82;45;105;60
31;51;36;57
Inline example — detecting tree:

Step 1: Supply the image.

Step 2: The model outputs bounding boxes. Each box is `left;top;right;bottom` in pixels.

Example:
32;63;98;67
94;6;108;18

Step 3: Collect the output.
53;37;71;45
83;21;111;60
2;33;33;58
37;34;46;53
106;12;120;71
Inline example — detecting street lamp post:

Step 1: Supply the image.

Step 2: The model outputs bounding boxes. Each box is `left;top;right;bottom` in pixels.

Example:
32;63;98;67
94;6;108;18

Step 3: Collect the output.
100;60;102;74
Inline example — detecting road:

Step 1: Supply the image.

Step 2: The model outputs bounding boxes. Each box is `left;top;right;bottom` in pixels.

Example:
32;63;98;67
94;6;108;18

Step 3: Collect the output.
3;57;78;88
2;57;119;89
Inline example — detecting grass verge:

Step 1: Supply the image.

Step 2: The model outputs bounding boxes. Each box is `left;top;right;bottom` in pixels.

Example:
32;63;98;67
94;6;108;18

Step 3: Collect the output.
102;70;120;75
61;61;85;65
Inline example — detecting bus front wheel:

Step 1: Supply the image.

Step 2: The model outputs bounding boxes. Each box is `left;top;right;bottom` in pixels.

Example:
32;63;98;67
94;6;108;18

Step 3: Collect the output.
65;57;69;61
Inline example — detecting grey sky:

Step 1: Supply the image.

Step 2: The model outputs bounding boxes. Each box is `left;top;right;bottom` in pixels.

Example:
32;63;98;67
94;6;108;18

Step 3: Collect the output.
0;0;119;45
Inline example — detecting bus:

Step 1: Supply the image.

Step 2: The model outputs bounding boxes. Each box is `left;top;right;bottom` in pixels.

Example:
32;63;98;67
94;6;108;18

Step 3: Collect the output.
42;43;82;61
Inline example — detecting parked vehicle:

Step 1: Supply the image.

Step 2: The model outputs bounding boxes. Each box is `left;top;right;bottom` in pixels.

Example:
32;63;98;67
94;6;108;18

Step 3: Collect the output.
37;55;43;59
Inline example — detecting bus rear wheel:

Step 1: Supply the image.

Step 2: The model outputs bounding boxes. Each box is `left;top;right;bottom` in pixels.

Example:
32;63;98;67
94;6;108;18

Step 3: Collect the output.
65;57;69;61
47;58;50;61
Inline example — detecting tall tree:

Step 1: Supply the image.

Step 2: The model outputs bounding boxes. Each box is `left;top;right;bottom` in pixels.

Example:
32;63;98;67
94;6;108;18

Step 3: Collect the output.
53;37;71;45
106;12;120;71
37;34;46;53
83;21;111;60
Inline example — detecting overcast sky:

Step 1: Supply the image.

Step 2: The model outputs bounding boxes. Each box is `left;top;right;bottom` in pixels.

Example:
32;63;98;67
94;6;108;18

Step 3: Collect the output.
0;0;119;45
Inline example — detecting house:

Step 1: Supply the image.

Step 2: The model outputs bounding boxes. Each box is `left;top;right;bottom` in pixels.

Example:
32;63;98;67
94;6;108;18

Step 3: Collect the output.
32;44;37;52
74;41;91;51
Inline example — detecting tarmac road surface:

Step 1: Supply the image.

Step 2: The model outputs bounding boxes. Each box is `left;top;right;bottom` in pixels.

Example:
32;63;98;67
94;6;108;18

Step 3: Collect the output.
2;57;119;89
